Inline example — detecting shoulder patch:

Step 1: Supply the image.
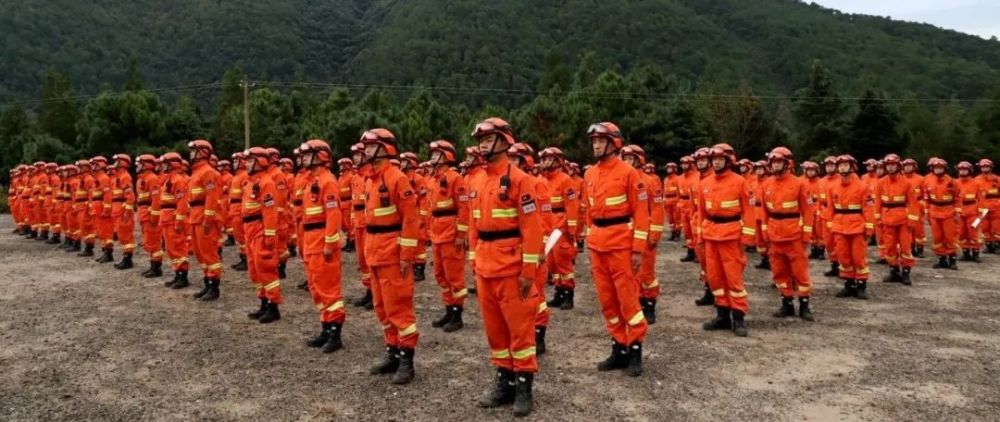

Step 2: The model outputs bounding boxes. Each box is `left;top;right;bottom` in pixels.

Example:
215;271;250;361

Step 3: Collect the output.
263;194;275;207
402;189;414;199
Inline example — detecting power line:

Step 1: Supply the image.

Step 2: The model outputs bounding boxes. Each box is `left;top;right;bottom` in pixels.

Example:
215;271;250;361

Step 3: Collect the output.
3;83;223;107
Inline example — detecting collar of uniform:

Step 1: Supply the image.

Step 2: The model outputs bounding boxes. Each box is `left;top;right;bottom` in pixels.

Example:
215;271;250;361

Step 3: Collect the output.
192;161;210;171
486;155;510;176
597;155;620;170
372;160;392;176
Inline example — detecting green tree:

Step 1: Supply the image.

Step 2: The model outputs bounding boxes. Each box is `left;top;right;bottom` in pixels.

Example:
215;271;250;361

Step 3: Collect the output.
701;81;770;159
124;55;144;91
794;60;847;156
0;105;33;183
19;133;76;163
76;90;170;157
849;88;904;161
37;68;80;145
165;95;206;147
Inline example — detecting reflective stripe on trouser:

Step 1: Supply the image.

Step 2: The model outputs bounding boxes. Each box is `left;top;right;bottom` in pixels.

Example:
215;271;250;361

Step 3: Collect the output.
533;259;549;328
590;248;648;345
229;214;247;255
682;209;695;248
96;216;114;248
547;237;577;290
370;264;418;349
876;223;887;259
983;211;1000;241
193;222;223;278
247;223;282;304
638;244;660;300
959;215;982;249
769;239;812;298
355;226;372;288
823;218;838;262
813;216;825;247
835;233;869;281
929;217;958;256
305;250;345;323
141;222;163;262
163;223;190;271
910;219;927;246
475;274;539;373
704;239;750;314
432;242;468;307
79;213;95;245
883;224;914;268
117;214;136;253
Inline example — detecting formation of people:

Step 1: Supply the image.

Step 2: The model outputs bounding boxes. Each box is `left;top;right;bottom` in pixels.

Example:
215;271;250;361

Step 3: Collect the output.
6;117;1000;417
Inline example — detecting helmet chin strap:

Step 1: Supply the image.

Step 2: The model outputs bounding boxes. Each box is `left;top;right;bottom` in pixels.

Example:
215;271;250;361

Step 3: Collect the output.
593;140;618;161
482;137;507;161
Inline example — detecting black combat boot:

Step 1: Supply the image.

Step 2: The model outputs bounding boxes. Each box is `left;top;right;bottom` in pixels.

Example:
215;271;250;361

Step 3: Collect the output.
287;243;297;259
321;323;344;353
431;307;452;328
669;230;681;241
25;229;37;239
961;249;973;261
972;249;982;262
370;346;400;375
731;310;749;337
914;245;925;258
680;247;696;262
560;289;574;310
808;246;819;260
37;230;49;241
478;368;515;408
933;256;948;269
69;240;82;253
546;287;565;308
798;297;814;321
901;267;912;286
142;261;163;278
247;298;268;319
231;254;247;271
823;262;840;278
854;281;869;300
297;280;309;291
948;255;958;270
703;306;732;331
306;322;331;348
597;341;630;371
755;255;770;270
815;246;826;260
257;302;281;323
78;243;94;257
512;372;534;417
772;297;795;318
413;264;426;282
223;234;236;247
353;289;373;309
625;342;643;377
46;233;61;245
170;270;189;289
835;279;857;298
883;266;902;283
391;348;415;385
694;284;714;306
200;278;220;301
641;298;657;324
534;326;546;356
278;262;287;279
114;253;134;270
96;247;114;264
193;278;210;299
443;306;464;332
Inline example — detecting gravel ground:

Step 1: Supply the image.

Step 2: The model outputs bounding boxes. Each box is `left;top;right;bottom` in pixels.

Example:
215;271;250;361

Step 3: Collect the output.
1;218;998;422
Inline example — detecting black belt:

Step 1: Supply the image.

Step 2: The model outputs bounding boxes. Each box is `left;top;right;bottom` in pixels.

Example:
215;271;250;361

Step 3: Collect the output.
74;199;87;203
593;215;631;227
353;204;365;211
882;203;905;209
834;209;862;214
230;198;242;204
189;199;205;207
339;196;351;201
929;199;954;207
551;206;566;213
432;209;458;217
664;193;678;198
679;195;690;200
161;204;176;209
963;200;977;205
366;224;402;234
707;214;741;224
769;212;800;220
303;221;325;231
292;199;303;206
986;194;999;199
242;214;262;223
112;198;126;203
137;200;152;207
478;229;520;241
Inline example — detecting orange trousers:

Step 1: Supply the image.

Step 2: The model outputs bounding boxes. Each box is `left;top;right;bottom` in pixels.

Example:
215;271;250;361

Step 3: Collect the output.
533;259;550;328
959;215;982;249
876;223;887;260
637;245;660;300
432;242;468;307
354;227;372;288
141;221;163;263
823;220;837;262
704;240;749;314
116;212;136;254
882;224;914;268
912;216;927;246
929;216;958;256
834;233;869;281
769;240;811;298
65;210;79;241
80;213;96;245
305;250;345;324
370;264;418;349
246;223;282;304
229;214;247;255
982;210;1000;242
96;216;114;249
590;248;648;345
665;203;679;232
548;237;577;290
681;209;695;249
475;275;539;373
192;222;223;278
163;223;190;271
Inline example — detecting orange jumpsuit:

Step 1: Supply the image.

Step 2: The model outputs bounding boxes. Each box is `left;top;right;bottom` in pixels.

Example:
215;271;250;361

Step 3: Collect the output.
112;168;136;255
136;170;163;264
529;174;554;330
956;176;983;250
351;165;373;290
750;175;769;256
364;161;421;351
243;171;282;303
338;169;355;242
66;175;83;244
301;167;345;324
584;156;650;345
827;174;875;282
638;170;664;301
429;166;471;308
543;168;580;291
924;173;960;257
292;171;309;257
697;170;755;314
94;170;115;251
976;173;1000;244
228;169;249;257
47;172;62;237
160;170;190;273
905;172;927;248
183;161;224;280
219;170;234;238
803;175;824;251
264;166;291;265
819;174;838;262
678;169;699;250
406;168;430;268
876;174;919;269
79;172;97;246
662;174;681;236
469;156;544;373
761;173;815;298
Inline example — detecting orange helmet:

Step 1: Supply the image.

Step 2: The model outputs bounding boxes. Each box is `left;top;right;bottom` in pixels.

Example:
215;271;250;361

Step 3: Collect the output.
245;147;271;172
464;145;483;165
279;157;294;170
90;156;108;168
927;157;948;169
217;160;231;171
187;139;214;162
539;147;565;170
642;162;655;173
710;143;737;164
801;161;819;171
65;164;78;175
76;159;91;169
400;151;419;166
693;147;712;161
265;147;280;163
508;142;536;168
620;144;647;165
136;154;156;171
979;158;994;169
769;147;793;162
428;140;458;165
836;154;857;172
112;153;131;168
360;128;399;158
568;162;581;176
337;157;353;169
587;121;624;151
863;158;877;168
883;154;901;165
956;161;973;171
680;155;695;165
823;156;837;166
471;117;515;145
161;152;184;170
902;158;917;168
665;162;678;173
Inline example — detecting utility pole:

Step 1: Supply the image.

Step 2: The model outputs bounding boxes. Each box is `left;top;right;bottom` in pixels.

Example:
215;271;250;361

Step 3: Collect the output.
241;78;251;149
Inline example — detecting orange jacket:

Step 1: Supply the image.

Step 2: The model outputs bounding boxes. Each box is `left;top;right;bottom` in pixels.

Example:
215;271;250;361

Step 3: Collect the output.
696;169;755;243
542;168;580;240
242;170;280;241
875;174;920;227
219;170;233;220
761;173;815;243
292;171;310;223
70;176;86;214
827;174;874;235
468;156;544;279
93;171;113;218
977;173;1000;212
179;161;222;225
584;156;650;253
362;161;420;265
429;166;470;244
111;168;134;216
679;170;698;213
227;170;248;219
818;174;838;221
956;176;983;217
159;170;188;226
338;169;354;214
924;173;961;219
300;167;343;254
904;172;926;214
662;174;681;207
351;165;371;229
642;171;665;243
136;171;159;223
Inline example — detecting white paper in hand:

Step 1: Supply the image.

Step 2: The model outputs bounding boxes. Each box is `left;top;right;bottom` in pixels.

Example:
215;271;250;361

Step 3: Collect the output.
972;209;989;228
544;229;563;256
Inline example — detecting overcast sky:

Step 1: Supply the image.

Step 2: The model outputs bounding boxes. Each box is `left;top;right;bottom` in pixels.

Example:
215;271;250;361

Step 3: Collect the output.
812;0;1000;39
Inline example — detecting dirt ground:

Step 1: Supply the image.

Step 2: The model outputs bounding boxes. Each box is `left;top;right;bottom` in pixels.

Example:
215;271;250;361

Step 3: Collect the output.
1;219;999;422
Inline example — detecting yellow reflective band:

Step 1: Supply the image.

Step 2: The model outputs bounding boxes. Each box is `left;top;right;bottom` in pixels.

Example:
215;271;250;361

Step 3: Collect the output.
848;204;862;210
782;201;799;209
111;189;123;195
826;221;833;228
190;187;204;195
456;223;469;232
865;223;875;229
152;251;164;258
761;224;768;231
264;229;277;236
628;311;646;326
264;280;281;290
373;205;398;217
512;347;536;360
124;204;134;211
175;215;186;221
522;254;540;264
150;210;161;216
417;253;428;260
633;230;649;240
608;317;620;325
776;283;788;289
419;210;430;216
965;194;976;199
204;210;216;216
491;349;511;359
803;226;813;233
325;301;344;312
208;263;223;271
436;198;454;208
893;196;905;201
537;302;548;314
160;194;175;201
741;227;756;236
231;188;242;194
472;209;481;219
399;324;418;337
650;224;664;232
138;192;150;199
907;214;920;221
491;208;517;218
589;197;595;206
454;288;468;298
730;290;748;298
642;278;660;289
567;220;578;226
305;206;323;216
605;195;628;206
798;285;812;293
721;200;740;209
550;195;564;203
712;289;725;297
858;267;870;275
467;251;476;260
103;204;112;209
398;237;418;247
325;233;341;243
244;202;260;209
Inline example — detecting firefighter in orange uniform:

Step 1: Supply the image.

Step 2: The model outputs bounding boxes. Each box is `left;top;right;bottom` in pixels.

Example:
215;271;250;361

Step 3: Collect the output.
280;156;299;260
621;146;665;324
698;144;755;337
468;118;542;416
337;158;356;252
61;166;81;252
662;162;682;241
160;153;191;289
106;154;136;269
760;147;815;321
134;155;164;277
75;160;97;256
978;159;1000;253
819;156;840;275
290;149;311;290
229;152;250;271
42;163;61;244
678;155;699;263
802;161;824;259
349;143;375;310
358;128;421;385
902;158;927;257
424;140;471;333
690;148;716;306
541;147;580;312
875;154;919;285
297;140;347;353
48;165;65;246
266;150;292;279
241;147;284;323
873;160;889;264
828;155;875;299
89;157;116;263
217;159;235;247
925;158;961;270
400;152;430;282
183;140;225;301
750;160;772;270
955;162;983;262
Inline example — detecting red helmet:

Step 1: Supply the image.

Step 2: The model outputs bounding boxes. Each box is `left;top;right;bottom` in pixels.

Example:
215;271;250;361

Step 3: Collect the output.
471;117;515;145
823;156;837;167
927;157;948;168
136;154;156;171
217;160;231;171
979;158;994;169
112;153;131;168
299;139;332;167
665;162;678;172
508;142;536;168
539;147;565;169
65;165;78;175
836;155;857;171
400;152;419;169
710;143;736;164
693;147;712;160
360;128;399;158
265;147;281;163
76;159;91;169
902;158;917;167
642;162;655;173
801;161;819;171
337;157;353;169
620;144;647;165
187;139;214;161
863;158;877;168
769;147;793;162
161;152;184;170
429;140;458;165
956;161;973;171
231;151;245;163
680;155;695;165
883;154;901;165
568;162;582;176
246;147;272;171
90;156;108;167
587;122;624;150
